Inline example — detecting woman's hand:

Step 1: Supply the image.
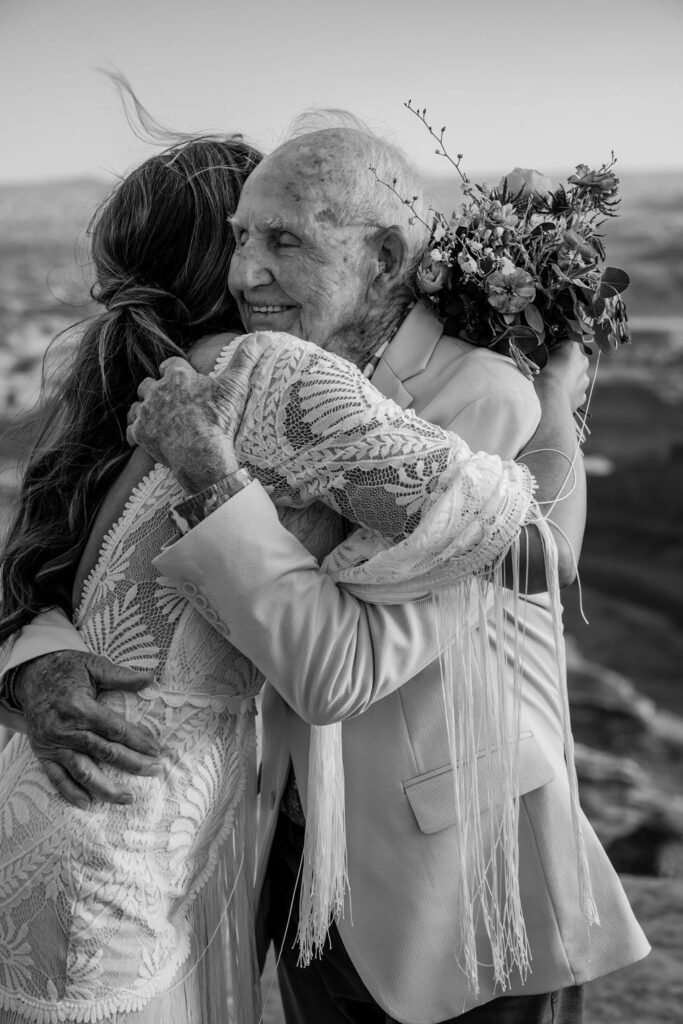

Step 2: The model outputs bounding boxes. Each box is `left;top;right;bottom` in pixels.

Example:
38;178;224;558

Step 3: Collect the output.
127;334;267;493
537;342;590;413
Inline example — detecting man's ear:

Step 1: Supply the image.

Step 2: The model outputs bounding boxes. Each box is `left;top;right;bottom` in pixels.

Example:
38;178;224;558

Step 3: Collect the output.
367;226;408;301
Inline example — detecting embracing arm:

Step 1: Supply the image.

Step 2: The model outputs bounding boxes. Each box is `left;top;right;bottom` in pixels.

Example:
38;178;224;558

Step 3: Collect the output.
0;608;87;732
0;610;160;804
152;340;586;723
506;351;587;590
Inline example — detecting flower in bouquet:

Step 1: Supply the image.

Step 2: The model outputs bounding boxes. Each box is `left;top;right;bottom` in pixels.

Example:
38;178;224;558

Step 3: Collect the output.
374;103;632;380
486;268;536;315
500;168;553;205
416;249;450;294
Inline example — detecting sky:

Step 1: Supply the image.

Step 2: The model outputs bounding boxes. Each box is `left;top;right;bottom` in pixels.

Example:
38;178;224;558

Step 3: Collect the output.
1;0;682;185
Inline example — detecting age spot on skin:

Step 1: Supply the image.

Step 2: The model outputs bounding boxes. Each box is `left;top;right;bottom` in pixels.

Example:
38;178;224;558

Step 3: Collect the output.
314;207;340;225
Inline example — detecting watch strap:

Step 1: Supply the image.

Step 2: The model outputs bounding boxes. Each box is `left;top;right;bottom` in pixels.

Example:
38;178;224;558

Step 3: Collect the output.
170;468;253;535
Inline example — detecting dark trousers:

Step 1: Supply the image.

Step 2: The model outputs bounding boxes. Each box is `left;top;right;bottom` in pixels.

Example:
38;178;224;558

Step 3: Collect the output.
263;812;584;1024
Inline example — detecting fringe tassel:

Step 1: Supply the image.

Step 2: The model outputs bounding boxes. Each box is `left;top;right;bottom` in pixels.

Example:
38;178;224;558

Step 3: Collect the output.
537;519;600;928
435;559;531;995
298;520;597;991
225;757;262;1024
296;722;349;966
184;763;261;1024
189;838;233;1024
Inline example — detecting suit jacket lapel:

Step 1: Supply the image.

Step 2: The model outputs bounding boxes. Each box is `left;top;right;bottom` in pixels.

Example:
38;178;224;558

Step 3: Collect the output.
372;303;444;410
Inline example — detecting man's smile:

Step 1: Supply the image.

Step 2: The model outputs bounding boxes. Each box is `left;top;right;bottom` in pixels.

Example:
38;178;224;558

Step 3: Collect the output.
250;304;296;314
241;298;301;332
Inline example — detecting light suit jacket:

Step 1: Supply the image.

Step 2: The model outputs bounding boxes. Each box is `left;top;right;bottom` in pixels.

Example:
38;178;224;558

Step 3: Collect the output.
1;306;649;1022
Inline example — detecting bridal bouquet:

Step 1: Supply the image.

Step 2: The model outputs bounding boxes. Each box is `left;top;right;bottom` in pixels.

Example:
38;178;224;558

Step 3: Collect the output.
382;104;631;379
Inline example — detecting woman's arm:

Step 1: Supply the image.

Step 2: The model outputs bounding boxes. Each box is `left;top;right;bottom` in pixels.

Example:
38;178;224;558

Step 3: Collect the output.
514;360;587;589
133;333;586;593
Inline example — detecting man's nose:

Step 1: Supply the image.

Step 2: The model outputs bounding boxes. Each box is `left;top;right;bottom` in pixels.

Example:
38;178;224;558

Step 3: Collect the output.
231;241;274;290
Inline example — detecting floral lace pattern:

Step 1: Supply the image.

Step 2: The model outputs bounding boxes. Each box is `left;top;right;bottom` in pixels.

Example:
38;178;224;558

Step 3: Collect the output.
215;333;536;591
0;468;263;1022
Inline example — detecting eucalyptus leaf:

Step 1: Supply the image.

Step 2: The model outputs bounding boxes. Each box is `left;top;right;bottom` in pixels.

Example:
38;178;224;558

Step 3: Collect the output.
600;267;630;294
594;319;618;353
523;304;544;333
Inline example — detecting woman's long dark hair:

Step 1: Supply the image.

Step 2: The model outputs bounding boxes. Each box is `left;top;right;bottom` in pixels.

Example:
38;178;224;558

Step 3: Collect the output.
0;90;261;644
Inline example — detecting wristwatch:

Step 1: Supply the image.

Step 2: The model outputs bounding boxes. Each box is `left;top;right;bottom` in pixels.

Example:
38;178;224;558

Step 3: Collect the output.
170;468;253;535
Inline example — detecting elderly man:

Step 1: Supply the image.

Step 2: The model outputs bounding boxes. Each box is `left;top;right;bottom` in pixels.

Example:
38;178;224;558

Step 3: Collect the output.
1;123;648;1023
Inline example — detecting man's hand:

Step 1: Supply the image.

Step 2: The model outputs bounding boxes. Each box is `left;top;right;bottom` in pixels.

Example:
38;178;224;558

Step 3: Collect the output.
14;651;161;809
126;335;268;493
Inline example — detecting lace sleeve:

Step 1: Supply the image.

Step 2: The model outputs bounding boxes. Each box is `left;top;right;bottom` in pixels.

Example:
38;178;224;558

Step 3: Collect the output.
216;332;537;587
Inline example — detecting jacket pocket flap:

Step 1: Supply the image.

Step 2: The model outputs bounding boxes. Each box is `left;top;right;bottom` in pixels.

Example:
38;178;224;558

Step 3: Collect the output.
403;732;554;835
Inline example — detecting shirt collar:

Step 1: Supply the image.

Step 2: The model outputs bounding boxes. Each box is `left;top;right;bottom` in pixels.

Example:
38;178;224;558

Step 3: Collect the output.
370;303;444;408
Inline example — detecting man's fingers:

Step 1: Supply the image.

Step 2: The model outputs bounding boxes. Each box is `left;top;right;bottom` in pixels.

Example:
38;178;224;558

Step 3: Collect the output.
137;377;156;399
39;757;92;810
159;356;193;376
57;749;137;804
85;703;162;760
87;654;155;693
126;421;139;447
79;730;165;777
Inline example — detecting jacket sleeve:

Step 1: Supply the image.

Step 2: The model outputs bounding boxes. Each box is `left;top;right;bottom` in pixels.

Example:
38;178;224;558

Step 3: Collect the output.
153;480;454;724
0;608;89;732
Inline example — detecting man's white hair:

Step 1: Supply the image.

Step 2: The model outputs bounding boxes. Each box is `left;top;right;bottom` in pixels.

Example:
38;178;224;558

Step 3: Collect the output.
283;110;433;279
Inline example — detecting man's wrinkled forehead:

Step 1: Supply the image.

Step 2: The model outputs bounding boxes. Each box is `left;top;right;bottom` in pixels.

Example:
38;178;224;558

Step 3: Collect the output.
247;135;351;222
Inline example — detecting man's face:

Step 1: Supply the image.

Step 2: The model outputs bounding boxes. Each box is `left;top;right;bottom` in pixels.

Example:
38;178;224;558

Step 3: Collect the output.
228;144;377;357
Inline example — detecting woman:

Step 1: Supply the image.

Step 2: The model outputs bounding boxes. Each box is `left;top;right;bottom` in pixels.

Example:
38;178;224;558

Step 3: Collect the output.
0;126;577;1022
0;130;266;1024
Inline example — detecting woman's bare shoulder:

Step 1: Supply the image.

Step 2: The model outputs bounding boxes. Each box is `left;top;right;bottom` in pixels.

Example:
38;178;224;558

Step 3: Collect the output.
187;331;242;375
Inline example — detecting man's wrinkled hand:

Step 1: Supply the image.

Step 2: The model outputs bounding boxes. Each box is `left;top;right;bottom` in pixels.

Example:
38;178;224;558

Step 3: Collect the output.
14;651;161;808
126;334;268;494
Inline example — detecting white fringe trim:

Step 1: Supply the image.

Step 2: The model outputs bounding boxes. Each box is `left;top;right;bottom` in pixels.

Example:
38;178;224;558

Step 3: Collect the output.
298;515;598;992
296;721;349;967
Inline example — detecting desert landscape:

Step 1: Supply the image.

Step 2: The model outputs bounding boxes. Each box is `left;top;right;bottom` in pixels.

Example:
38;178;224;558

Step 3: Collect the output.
1;169;682;1022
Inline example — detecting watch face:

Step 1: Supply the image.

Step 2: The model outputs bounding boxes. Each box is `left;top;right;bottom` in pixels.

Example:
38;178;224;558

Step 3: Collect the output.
171;472;252;533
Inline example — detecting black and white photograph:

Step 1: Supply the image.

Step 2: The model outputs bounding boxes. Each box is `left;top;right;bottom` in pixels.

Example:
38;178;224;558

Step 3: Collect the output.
0;2;681;1022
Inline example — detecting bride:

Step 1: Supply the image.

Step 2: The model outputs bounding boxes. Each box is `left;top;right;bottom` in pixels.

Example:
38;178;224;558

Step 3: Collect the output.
0;123;584;1023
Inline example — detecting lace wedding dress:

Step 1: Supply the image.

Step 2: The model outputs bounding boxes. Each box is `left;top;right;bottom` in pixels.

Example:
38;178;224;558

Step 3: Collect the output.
0;334;540;1023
